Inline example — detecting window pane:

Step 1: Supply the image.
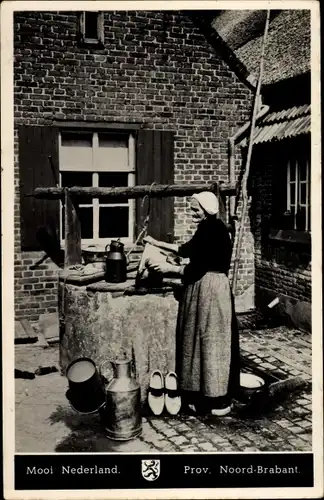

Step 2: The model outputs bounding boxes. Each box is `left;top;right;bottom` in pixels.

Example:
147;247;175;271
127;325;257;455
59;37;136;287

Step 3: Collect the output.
289;161;296;181
79;207;93;239
61;133;92;147
300;182;307;205
61;206;93;239
61;172;93;204
299;160;307;181
98;133;128;148
99;172;128;204
85;12;98;39
99;172;128;186
96;133;129;172
296;206;306;231
60;133;93;171
290;183;296;205
99;207;129;238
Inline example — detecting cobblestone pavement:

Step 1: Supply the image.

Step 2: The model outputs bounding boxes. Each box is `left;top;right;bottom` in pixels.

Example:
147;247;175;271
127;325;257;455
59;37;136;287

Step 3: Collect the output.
15;325;312;453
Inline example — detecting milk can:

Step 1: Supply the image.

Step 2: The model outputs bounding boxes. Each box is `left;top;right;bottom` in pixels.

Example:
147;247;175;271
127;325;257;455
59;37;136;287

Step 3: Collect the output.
100;360;142;441
105;239;127;283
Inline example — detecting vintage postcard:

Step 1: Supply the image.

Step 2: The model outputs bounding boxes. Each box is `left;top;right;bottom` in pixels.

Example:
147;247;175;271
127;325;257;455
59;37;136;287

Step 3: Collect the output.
1;0;322;498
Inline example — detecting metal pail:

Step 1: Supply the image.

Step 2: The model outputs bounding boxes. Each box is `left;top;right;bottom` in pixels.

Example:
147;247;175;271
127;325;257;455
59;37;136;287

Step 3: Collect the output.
65;357;106;414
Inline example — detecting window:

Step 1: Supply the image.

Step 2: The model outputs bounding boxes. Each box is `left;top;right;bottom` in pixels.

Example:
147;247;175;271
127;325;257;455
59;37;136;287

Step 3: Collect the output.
18;126;174;251
59;131;135;246
78;11;104;46
287;157;311;231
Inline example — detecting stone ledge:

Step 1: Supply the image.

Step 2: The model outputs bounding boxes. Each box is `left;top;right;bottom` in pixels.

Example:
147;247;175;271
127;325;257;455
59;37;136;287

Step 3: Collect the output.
269;229;311;246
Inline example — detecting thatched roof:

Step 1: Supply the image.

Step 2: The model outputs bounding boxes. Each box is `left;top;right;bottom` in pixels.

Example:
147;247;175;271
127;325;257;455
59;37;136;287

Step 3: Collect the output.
212;10;310;86
213;10;280;51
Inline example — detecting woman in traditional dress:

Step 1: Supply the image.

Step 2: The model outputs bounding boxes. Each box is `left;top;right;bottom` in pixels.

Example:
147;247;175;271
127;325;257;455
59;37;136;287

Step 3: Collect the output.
145;191;239;416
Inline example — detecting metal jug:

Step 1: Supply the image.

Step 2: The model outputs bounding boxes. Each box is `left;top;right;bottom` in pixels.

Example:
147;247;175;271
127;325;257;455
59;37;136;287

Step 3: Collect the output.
105;239;127;283
101;360;142;441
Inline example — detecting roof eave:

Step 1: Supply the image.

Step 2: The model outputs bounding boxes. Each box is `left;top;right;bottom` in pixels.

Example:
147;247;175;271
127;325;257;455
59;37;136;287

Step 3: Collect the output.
186;11;257;91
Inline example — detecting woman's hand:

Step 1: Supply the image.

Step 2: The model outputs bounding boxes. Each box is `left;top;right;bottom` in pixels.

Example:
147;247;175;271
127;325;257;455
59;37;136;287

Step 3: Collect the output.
146;260;183;276
146;261;170;274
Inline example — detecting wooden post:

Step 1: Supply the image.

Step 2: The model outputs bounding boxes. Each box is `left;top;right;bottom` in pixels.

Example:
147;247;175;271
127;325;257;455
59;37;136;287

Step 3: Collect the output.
212;182;227;224
231;10;271;296
64;189;82;267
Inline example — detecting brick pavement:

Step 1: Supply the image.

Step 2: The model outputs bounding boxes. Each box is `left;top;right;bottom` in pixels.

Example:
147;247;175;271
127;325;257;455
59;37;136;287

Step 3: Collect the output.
15;325;312;453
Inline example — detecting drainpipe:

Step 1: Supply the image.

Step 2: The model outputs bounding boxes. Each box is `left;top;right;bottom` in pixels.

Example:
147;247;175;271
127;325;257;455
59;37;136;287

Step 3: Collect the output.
228;102;270;217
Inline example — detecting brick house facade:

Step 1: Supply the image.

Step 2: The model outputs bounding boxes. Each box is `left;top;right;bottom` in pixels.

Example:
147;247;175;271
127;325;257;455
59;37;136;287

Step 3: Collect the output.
14;10;254;322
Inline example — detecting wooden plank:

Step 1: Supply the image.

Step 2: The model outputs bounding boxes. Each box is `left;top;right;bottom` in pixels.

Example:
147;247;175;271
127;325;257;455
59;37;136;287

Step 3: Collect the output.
212;182;227;223
136;130;153;238
15;319;38;344
64;189;82;267
160;131;174;242
33;183;236;200
53;121;141;131
269;377;306;397
19;126;36;249
19;126;59;250
15;320;28;339
20;319;38;339
150;131;161;240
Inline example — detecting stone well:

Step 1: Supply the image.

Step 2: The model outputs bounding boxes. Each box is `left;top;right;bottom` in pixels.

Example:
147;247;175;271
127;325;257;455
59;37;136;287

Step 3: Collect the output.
59;278;180;402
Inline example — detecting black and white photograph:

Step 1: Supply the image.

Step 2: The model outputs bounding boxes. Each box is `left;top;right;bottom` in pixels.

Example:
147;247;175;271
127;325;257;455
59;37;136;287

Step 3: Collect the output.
1;1;322;498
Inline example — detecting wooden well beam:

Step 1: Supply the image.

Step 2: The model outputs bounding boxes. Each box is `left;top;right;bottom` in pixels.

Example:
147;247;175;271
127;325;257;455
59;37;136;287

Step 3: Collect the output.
33;182;235;269
32;182;236;200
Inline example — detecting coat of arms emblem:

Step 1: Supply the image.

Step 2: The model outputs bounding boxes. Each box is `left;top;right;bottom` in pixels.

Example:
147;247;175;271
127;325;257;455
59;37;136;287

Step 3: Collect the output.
141;459;160;481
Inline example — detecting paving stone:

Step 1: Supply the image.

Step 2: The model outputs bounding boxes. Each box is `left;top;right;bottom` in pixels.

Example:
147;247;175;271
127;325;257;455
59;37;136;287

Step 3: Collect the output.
296;398;309;405
173;436;190;446
298;420;312;429
297;432;312;442
174;423;192;433
161;427;179;438
292;407;309;417
156;440;177;451
149;419;168;431
180;446;201;452
198;442;215;451
288;438;311;448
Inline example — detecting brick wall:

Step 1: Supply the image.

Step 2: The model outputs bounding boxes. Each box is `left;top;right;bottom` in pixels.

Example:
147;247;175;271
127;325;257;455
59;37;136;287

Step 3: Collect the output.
14;10;253;321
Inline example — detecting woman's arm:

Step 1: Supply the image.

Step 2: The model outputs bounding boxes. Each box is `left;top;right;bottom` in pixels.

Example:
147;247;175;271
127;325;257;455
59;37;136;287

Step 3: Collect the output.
146;261;185;277
143;236;179;254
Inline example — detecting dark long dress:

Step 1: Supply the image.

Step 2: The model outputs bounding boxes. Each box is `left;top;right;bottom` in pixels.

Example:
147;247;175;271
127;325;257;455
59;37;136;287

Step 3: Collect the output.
176;216;240;408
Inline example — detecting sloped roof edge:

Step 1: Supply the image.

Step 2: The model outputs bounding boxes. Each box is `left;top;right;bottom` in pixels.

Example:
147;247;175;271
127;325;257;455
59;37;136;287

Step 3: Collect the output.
186;11;257;91
239;105;311;146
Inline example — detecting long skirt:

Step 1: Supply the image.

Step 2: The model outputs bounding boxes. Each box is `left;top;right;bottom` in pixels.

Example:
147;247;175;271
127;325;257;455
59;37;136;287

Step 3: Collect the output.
176;272;240;404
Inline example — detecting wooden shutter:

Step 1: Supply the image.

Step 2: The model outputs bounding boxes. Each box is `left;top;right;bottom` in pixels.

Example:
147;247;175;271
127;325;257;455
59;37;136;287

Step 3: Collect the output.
19;126;59;250
136;130;174;242
271;143;288;229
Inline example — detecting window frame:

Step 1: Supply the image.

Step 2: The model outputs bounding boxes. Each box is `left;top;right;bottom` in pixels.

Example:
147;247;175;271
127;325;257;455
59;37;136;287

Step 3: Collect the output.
59;130;136;248
78;11;104;47
286;157;311;232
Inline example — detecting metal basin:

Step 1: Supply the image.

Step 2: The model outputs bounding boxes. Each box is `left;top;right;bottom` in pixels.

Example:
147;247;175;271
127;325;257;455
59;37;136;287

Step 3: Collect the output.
238;372;267;404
